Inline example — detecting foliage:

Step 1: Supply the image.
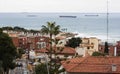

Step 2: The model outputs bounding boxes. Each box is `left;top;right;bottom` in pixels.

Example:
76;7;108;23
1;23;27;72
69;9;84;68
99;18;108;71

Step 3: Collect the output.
118;53;120;56
104;42;109;54
2;26;13;31
14;26;27;32
0;31;17;73
35;61;64;74
39;22;65;74
41;22;60;39
1;26;40;33
92;52;105;56
66;37;82;48
16;48;25;59
35;63;48;74
29;29;40;34
0;61;3;74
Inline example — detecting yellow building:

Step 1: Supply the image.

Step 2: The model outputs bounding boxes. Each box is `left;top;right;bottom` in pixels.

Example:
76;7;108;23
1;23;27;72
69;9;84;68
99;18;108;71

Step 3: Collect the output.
76;37;101;56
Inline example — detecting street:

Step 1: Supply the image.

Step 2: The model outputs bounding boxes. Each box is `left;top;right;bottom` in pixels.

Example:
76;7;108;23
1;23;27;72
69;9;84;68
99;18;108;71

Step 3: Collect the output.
9;59;32;74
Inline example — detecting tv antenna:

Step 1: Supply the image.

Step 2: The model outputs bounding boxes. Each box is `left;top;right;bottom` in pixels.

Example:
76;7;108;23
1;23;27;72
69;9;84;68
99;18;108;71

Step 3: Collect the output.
106;0;109;42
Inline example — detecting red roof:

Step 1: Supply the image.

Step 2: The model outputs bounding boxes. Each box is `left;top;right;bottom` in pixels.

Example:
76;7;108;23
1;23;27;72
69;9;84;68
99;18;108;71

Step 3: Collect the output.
62;56;120;73
36;47;76;55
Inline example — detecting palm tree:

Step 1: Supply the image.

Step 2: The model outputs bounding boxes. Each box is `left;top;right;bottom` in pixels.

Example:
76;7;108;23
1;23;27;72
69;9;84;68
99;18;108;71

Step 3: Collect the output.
41;22;61;74
41;22;60;39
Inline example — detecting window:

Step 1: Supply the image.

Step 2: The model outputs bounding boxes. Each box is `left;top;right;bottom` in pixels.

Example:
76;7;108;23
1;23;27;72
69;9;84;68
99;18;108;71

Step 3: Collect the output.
87;47;90;49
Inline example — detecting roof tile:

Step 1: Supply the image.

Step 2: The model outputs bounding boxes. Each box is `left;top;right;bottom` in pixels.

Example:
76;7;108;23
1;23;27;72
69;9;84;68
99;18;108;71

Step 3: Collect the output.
62;56;120;73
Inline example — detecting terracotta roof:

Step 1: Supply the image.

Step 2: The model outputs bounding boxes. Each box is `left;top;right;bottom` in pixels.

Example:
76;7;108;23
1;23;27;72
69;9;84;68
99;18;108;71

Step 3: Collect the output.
62;56;120;73
35;47;76;55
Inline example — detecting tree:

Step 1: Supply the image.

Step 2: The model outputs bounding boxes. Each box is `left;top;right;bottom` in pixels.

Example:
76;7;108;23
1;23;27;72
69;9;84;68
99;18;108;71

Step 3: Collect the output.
66;37;82;48
35;63;48;74
41;21;60;61
16;48;25;59
29;29;40;35
2;26;13;31
14;26;25;32
0;61;2;74
2;26;13;33
92;52;105;56
0;30;17;74
40;22;65;74
41;22;60;39
104;42;109;54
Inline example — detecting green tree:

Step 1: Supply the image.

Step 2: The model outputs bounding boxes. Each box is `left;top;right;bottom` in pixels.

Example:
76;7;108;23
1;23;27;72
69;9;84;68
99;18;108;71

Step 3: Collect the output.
2;26;13;31
35;63;48;74
41;22;60;39
104;42;109;54
66;37;82;48
2;26;13;33
16;48;25;59
0;61;3;74
0;30;17;74
29;29;40;35
92;52;105;56
14;26;25;32
40;22;65;74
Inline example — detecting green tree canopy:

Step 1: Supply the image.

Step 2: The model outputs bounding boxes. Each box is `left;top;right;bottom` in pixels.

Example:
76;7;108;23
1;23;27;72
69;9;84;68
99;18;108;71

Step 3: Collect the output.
104;41;109;54
41;22;60;39
66;37;82;48
0;31;17;74
35;63;48;74
39;22;65;74
16;48;25;59
2;26;13;31
92;51;105;56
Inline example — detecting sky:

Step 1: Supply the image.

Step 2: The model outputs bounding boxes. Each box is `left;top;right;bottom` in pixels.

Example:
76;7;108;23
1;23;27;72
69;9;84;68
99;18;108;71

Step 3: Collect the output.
0;0;120;13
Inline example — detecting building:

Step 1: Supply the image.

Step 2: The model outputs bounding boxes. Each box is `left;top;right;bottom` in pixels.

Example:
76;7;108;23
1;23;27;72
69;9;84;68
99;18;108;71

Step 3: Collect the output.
11;37;19;47
55;32;76;47
99;42;117;56
62;56;120;74
35;46;76;59
76;37;100;56
116;41;120;55
35;36;49;49
9;32;49;50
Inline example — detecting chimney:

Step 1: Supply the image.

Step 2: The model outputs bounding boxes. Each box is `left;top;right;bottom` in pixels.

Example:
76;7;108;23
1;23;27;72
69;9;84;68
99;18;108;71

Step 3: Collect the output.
112;64;117;72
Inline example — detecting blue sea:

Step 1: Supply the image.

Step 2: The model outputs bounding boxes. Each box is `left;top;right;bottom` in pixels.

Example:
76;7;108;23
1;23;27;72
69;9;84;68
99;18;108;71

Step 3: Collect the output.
0;13;120;42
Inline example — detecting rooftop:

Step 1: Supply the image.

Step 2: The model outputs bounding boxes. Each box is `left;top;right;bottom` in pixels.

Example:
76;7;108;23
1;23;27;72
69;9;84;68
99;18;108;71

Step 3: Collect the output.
62;56;120;73
36;47;76;55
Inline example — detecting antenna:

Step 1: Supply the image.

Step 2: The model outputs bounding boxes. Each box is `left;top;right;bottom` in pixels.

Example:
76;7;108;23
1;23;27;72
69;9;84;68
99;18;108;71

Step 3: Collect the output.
107;0;109;42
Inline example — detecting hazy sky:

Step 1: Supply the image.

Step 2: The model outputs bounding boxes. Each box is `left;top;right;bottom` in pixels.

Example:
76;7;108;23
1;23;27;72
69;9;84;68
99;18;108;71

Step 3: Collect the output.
0;0;120;13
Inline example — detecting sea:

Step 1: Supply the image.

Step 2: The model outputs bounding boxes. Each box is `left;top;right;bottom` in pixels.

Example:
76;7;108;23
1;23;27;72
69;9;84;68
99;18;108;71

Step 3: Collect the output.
0;13;120;42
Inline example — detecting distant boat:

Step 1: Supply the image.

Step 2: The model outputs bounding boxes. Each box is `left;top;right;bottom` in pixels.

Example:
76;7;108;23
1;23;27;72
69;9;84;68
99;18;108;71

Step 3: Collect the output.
59;16;77;18
85;14;99;17
27;15;37;17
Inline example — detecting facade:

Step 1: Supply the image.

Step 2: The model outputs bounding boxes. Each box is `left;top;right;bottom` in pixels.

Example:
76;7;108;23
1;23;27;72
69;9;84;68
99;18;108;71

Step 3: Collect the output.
35;36;49;49
18;36;28;49
35;47;76;59
11;37;19;47
55;36;67;47
76;37;100;56
62;56;120;74
98;42;117;56
116;41;120;55
8;31;49;50
55;32;76;47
